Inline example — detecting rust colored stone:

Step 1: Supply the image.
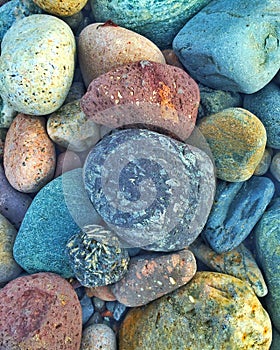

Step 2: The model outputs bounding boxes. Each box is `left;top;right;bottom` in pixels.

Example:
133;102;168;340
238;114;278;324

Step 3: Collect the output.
85;285;117;301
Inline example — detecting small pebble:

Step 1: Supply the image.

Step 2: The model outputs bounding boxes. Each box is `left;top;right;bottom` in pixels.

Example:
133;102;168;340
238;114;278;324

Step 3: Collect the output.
85;285;117;301
93;297;105;311
54;151;82;178
33;0;87;16
161;49;184;69
64;81;86;104
80;294;95;325
254;148;273;176
80;324;117;350
86;311;104;327
270;152;280;182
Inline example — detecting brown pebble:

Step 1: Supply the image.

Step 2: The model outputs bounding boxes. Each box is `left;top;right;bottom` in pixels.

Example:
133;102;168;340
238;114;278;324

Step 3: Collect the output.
162;49;184;69
85;285;117;301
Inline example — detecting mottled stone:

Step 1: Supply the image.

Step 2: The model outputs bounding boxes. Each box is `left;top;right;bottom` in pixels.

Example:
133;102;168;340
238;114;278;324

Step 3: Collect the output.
198;108;267;182
112;249;196;307
270;152;280;182
3;114;56;193
33;0;87;16
254;148;273;176
202;176;274;253
119;272;272;350
0;15;75;115
54;151;82;178
85;285;116;301
81;60;200;141
0;272;82;349
190;237;267;297
173;0;280;93
80;324;117;350
83;129;216;251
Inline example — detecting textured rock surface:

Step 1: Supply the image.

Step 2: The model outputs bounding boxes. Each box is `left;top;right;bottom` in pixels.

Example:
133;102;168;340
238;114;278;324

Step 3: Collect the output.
119;272;272;350
4;114;56;193
80;324;117;350
81;60;200;141
33;0;87;16
270;152;280;181
198;108;267;182
0;272;82;349
173;0;280;93
254;148;273;176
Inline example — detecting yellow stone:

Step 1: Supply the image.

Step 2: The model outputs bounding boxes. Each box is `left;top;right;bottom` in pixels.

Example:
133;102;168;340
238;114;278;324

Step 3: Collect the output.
33;0;87;16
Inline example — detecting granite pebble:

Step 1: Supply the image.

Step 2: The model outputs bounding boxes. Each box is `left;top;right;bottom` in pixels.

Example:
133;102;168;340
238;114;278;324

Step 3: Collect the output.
80;324;117;350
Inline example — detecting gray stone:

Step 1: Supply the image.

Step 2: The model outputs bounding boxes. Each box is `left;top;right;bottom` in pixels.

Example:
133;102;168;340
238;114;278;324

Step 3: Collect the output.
270;152;280;181
80;294;95;325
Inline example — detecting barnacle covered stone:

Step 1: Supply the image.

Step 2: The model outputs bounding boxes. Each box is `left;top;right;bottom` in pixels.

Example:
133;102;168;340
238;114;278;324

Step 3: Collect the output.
66;226;130;287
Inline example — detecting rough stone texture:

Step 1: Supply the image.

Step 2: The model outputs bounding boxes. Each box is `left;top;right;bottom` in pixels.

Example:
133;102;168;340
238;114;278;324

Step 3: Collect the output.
81;60;200;141
190;237;267;297
202;176;274;253
270;152;280;181
80;324;117;350
198;107;267;182
254;148;273;176
78;22;166;87
0;272;82;349
54;151;82;178
85;285;116;301
0;15;75;115
255;197;280;333
173;0;280;94
119;272;272;350
83;129;216;251
4;114;56;193
112;249;196;307
33;0;87;16
243;82;280;149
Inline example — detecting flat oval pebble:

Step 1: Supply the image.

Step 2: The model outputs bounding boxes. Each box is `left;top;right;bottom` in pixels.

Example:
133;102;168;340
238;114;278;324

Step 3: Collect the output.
0;14;75;115
83;129;216;251
78;22;165;87
80;324;117;350
198;107;267;182
119;271;272;350
0;272;82;349
111;249;196;307
173;0;280;93
81;60;200;141
33;0;87;16
3;113;56;193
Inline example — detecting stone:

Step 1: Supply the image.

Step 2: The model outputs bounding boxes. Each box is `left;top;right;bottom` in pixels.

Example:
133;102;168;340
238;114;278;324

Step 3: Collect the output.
0;14;75;115
33;0;87;16
81;60;200;141
54;151;82;178
173;0;280;93
78;22;166;87
80;294;95;325
61;10;84;33
85;285;117;301
161;49;184;69
0;213;22;284
4;113;56;193
202;176;274;253
190;237;267;297
0;272;82;349
83;129;216;251
47;100;100;152
119;272;272;350
270;152;280;181
271;328;280;350
255;197;280;332
91;0;213;49
243;82;280;149
0;95;16;128
112;249;196;307
0;128;6;160
254;148;273;176
64;81;86;104
198;107;267;182
80;324;117;350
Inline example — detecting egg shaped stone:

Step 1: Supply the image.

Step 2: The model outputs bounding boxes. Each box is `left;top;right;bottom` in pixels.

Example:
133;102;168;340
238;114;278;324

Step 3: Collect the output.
0;14;76;115
33;0;87;16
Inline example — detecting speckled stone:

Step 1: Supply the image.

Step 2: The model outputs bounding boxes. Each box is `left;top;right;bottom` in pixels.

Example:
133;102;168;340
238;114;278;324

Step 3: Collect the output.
270;152;280;181
81;60;200;141
47;100;100;152
119;272;272;350
80;324;117;350
3;113;56;193
83;129;216;251
173;0;280;93
198;107;267;182
33;0;87;16
79;22;165;87
254;148;273;176
112;249;196;307
202;176;274;253
0;14;75;115
190;237;267;297
0;272;82;349
54;151;82;178
91;0;213;49
255;197;280;332
85;285;117;301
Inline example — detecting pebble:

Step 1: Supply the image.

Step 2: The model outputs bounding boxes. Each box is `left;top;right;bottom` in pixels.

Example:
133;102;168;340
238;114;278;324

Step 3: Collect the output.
0;213;22;284
198;107;267;182
86;311;104;327
3;113;56;193
47;100;101;152
255;197;280;332
85;285;117;302
78;22;166;87
83;129;215;251
93;297;106;311
0;272;82;349
243;82;280;148
80;294;95;325
111;249;196;307
254;148;273;176
173;0;280;93
119;272;272;350
202;176;274;253
81;60;200;141
270;152;280;181
33;0;87;16
0;14;76;116
54;151;82;178
190;237;267;297
161;49;184;69
90;0;213;49
80;324;117;350
64;81;86;104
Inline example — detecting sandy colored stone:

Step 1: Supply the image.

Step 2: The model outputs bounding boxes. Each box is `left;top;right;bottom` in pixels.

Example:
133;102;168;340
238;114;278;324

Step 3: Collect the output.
80;324;116;350
33;0;87;16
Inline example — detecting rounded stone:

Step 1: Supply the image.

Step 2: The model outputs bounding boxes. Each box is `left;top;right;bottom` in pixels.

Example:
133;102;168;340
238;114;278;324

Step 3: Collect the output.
80;324;117;350
85;285;117;302
3;113;56;193
270;152;280;181
198;107;267;182
33;0;87;16
119;272;272;350
54;151;82;178
254;148;273;176
0;272;82;349
0;14;76;115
